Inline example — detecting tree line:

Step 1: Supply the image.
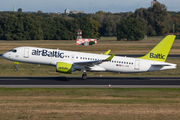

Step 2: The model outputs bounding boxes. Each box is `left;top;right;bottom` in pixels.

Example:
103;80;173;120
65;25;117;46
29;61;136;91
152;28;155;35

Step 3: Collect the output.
0;3;180;41
69;3;180;40
0;13;100;40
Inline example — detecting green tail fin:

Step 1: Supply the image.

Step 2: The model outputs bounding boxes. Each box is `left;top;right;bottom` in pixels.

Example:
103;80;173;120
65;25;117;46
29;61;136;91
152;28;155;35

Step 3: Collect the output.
139;35;176;62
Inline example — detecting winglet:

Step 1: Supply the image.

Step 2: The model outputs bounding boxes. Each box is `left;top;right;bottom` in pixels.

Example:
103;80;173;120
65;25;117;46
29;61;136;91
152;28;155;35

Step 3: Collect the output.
105;54;115;61
103;50;111;55
139;35;176;62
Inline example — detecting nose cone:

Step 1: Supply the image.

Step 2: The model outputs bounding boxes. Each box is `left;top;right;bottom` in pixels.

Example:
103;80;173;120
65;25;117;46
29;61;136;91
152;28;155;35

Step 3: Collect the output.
2;53;8;59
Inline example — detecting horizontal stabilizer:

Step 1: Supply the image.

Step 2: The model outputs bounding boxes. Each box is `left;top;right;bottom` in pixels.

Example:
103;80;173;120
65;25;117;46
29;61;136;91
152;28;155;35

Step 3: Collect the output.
151;63;171;66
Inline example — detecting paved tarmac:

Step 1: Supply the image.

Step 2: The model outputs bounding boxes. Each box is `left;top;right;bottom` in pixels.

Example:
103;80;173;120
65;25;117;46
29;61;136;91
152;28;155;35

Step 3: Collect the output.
0;77;180;88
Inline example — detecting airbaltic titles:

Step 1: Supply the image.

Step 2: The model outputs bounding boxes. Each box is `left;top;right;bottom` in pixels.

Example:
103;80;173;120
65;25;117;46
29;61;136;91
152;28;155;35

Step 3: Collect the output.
32;49;65;58
150;53;165;60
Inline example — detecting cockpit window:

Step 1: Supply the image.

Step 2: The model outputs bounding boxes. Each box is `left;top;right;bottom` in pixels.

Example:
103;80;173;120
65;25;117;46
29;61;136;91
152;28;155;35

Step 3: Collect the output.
9;49;17;53
13;49;17;52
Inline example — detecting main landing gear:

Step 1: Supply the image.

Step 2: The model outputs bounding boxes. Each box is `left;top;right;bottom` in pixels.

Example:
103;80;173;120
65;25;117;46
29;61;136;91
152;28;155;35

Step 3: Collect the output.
81;69;87;80
82;72;87;80
14;62;19;71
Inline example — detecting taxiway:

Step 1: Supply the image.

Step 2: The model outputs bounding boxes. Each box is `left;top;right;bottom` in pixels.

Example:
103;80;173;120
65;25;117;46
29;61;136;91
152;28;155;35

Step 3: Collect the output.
0;77;180;88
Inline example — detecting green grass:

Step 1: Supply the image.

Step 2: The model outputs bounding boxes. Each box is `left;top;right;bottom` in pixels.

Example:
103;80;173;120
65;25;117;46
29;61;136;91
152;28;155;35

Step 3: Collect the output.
99;36;167;41
0;88;180;120
143;36;167;40
99;36;117;41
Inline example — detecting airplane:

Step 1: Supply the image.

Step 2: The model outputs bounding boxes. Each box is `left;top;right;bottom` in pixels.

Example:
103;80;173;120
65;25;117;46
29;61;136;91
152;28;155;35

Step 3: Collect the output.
2;35;177;80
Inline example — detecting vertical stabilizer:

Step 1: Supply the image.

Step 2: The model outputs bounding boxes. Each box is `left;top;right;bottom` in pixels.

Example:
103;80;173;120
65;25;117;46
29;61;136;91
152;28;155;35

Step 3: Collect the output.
139;35;176;62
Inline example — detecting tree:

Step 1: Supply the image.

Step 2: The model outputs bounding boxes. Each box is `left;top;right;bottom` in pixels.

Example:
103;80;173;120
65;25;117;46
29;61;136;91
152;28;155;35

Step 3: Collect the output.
100;15;121;36
38;10;43;13
78;17;101;39
96;10;107;15
133;4;169;35
152;3;169;35
116;17;145;41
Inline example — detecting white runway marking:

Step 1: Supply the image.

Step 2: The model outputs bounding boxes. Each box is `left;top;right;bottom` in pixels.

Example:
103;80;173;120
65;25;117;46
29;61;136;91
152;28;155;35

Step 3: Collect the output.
0;79;30;81
150;79;180;81
0;85;180;88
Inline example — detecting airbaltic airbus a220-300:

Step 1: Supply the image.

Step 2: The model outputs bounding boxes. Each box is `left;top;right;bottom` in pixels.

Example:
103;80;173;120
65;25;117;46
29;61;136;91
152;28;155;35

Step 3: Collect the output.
2;35;177;80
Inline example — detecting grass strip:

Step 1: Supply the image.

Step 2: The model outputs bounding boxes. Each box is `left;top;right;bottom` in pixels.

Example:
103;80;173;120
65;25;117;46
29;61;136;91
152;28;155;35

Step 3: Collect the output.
0;88;180;120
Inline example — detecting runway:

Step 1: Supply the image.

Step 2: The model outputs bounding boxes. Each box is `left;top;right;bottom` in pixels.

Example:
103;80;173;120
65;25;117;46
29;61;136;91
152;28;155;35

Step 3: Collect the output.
0;77;180;88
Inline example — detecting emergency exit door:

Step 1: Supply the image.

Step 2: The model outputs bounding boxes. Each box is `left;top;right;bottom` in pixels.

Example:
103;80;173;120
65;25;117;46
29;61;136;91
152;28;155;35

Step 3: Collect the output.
24;48;29;58
134;60;140;70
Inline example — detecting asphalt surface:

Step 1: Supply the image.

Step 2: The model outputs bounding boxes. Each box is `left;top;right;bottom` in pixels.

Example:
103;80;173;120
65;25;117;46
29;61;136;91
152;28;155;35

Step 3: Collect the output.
0;77;180;88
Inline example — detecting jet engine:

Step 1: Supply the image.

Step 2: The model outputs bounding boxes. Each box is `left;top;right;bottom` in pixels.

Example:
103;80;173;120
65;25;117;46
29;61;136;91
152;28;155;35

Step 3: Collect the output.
56;62;73;74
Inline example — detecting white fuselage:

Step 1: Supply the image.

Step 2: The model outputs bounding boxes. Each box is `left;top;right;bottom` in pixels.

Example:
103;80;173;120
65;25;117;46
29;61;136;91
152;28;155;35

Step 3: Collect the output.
2;47;176;73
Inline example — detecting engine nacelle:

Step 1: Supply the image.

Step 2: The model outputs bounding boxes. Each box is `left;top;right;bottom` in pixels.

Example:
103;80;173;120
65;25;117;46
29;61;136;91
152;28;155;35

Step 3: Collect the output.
56;62;73;74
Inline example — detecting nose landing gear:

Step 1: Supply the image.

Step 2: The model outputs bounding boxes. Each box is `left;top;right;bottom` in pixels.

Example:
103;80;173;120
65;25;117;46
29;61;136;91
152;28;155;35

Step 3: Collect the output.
14;62;19;71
